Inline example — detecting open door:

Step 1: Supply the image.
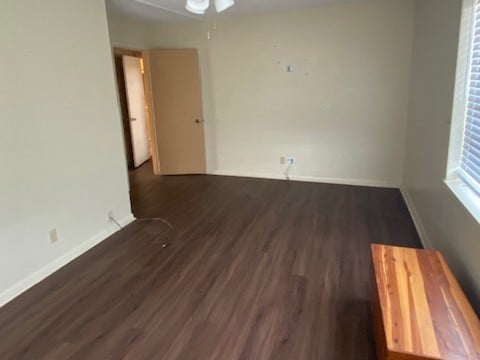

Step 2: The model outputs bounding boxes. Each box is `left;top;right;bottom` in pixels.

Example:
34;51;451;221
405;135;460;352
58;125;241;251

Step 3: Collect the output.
123;55;151;168
148;49;206;175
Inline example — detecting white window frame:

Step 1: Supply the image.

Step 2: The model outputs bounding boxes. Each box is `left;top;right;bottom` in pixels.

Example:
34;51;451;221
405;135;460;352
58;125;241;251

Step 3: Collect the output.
446;0;480;223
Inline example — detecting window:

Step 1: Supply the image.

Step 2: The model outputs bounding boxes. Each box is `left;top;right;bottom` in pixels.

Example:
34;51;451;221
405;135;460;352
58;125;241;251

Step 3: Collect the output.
461;0;480;195
447;0;480;222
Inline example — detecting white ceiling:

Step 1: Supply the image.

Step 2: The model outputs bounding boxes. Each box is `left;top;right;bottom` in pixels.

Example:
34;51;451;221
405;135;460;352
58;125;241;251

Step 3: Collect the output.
107;0;363;23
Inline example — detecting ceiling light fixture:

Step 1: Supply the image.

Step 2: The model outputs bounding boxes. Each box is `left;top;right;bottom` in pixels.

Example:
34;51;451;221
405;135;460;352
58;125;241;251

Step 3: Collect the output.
185;0;209;14
185;0;235;14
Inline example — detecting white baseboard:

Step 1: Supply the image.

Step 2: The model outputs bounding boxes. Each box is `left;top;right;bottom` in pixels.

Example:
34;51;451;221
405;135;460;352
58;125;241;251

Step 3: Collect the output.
208;170;398;188
0;213;136;308
400;187;432;249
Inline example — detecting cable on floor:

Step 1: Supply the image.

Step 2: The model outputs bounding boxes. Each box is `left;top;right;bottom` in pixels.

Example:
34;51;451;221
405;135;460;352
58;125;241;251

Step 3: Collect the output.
109;215;174;247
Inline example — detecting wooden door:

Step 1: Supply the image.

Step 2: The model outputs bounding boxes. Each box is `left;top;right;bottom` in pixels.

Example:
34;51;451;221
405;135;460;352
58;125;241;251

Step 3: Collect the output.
122;55;151;168
114;54;134;169
148;49;206;175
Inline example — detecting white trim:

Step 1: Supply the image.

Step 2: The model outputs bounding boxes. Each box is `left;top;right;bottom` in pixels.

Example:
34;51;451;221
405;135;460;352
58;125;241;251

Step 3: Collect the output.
458;167;480;197
208;170;399;188
400;187;433;249
0;214;136;308
445;177;480;223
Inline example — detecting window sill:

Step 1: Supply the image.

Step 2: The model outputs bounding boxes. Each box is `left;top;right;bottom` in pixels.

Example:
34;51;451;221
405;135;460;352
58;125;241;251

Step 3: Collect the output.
445;177;480;224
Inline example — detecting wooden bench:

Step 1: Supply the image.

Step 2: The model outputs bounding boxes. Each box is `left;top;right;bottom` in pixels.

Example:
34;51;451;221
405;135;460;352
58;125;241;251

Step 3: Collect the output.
371;244;480;360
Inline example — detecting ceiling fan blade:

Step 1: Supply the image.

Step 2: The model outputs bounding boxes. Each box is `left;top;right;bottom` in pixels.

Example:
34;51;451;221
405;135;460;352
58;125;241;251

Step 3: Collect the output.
136;0;200;19
185;0;210;14
214;0;234;13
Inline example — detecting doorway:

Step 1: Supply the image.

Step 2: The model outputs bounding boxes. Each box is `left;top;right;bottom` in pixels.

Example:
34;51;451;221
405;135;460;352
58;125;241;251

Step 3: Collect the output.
113;48;157;175
113;47;207;185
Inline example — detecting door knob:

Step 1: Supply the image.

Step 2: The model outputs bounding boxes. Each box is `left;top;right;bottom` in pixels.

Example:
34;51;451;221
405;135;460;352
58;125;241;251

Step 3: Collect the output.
195;119;201;124
130;117;137;122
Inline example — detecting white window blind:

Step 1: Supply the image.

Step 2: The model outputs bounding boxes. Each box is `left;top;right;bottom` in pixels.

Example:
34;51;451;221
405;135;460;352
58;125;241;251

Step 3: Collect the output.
461;1;480;195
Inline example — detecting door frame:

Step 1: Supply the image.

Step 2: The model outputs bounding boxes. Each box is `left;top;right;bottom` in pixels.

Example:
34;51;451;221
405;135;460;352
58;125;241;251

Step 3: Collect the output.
113;47;160;175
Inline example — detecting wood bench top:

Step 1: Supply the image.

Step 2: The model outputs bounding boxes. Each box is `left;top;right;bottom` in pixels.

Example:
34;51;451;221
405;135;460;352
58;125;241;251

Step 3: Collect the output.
371;244;480;360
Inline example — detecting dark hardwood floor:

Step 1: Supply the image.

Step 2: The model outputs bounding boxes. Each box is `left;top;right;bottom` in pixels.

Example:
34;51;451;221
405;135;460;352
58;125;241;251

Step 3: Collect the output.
0;161;422;359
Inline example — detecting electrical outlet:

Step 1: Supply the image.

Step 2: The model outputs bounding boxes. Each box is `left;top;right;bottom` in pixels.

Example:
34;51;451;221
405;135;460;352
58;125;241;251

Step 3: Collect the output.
107;210;114;222
49;229;58;244
285;156;295;165
280;156;286;165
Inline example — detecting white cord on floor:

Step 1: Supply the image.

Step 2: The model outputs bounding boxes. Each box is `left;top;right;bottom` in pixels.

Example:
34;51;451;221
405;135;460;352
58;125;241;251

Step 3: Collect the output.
109;216;124;229
285;163;292;180
109;215;173;230
138;217;173;229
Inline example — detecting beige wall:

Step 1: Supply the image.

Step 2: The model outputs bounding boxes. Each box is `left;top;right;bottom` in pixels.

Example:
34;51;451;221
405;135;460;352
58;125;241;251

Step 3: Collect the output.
107;3;155;49
402;0;480;312
150;0;414;186
2;0;476;315
0;0;133;305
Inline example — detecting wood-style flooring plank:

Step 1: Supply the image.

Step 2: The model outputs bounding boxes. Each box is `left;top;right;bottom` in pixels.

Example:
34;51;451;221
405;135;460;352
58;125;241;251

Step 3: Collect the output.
0;161;422;359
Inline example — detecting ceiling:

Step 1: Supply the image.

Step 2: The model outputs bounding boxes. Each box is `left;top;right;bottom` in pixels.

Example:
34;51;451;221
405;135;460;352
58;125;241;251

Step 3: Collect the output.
107;0;363;23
